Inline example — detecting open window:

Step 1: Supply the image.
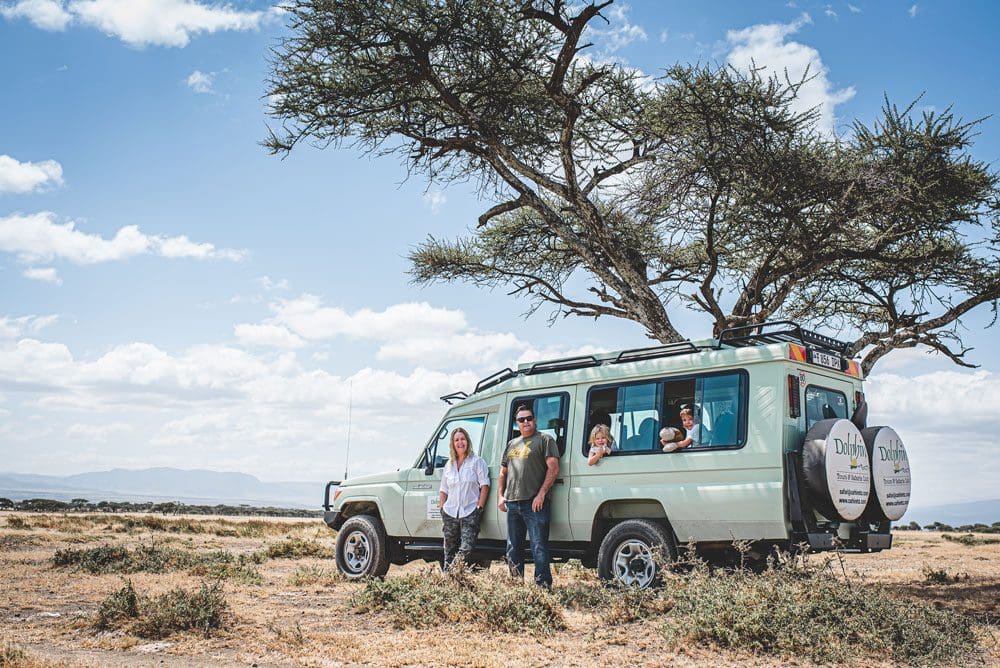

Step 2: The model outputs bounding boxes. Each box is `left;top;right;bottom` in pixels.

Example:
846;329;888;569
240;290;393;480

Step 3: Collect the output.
508;393;569;456
584;371;747;455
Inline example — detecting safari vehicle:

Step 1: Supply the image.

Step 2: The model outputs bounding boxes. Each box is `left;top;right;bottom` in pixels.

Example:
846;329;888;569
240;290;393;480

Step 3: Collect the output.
323;322;912;587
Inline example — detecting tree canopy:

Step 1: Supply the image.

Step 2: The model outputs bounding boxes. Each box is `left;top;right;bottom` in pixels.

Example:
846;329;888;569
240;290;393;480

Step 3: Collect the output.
266;0;999;374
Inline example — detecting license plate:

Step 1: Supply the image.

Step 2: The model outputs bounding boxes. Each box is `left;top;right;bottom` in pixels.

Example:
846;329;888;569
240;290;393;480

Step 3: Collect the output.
810;350;841;370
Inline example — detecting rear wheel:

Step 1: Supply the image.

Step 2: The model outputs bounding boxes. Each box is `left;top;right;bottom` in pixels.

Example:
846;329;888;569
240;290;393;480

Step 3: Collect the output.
597;519;677;588
335;515;390;579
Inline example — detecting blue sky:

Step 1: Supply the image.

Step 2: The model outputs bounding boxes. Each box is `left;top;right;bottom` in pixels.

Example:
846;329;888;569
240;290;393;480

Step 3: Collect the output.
1;0;997;508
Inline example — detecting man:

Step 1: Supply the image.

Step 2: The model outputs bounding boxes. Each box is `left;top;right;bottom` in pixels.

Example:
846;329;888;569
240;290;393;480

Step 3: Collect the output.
497;403;560;588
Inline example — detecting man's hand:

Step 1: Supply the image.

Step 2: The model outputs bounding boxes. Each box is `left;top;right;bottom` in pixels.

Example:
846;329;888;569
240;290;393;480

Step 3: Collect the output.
498;496;507;513
531;493;545;512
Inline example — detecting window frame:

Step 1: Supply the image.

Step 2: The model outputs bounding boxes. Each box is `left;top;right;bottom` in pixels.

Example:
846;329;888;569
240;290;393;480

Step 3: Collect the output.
583;369;749;457
804;384;849;430
416;414;488;469
507;391;571;457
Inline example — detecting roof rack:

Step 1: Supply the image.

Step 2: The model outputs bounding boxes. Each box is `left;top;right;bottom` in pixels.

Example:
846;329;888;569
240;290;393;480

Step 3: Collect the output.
527;355;601;375
474;368;517;394
439;391;469;405
716;321;850;355
613;341;700;364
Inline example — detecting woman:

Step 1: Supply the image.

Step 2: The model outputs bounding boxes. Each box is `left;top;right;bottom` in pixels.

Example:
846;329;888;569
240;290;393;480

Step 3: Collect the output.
438;427;490;571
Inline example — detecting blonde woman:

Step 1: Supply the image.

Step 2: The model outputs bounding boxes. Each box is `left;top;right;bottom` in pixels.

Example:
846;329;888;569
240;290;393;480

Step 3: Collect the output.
438;427;490;570
586;424;616;465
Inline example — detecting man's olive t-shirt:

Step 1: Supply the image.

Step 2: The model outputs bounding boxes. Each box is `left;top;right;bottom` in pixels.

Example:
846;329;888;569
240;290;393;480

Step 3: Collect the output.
501;431;559;502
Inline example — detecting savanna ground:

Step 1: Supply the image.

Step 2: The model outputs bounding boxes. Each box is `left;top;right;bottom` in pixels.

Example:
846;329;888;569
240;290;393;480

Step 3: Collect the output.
1;511;997;667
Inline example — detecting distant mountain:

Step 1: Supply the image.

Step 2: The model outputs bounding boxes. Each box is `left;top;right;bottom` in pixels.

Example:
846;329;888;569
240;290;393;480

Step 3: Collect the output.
0;468;329;509
903;498;1000;527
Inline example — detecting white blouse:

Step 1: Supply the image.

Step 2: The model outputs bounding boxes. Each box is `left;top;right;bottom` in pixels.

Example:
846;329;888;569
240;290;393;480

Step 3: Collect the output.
439;453;490;518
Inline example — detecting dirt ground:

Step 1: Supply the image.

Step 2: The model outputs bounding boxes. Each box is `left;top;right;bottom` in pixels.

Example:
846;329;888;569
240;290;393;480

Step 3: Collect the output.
1;511;997;667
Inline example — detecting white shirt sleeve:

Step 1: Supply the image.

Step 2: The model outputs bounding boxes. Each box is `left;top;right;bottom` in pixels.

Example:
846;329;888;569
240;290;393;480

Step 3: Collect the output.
475;456;490;487
439;465;451;494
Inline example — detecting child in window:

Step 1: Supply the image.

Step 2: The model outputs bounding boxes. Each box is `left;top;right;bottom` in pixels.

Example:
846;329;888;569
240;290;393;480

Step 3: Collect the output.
673;407;701;450
587;424;616;465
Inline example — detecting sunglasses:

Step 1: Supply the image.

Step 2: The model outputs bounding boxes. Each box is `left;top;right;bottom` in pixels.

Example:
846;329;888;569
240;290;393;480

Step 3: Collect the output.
516;416;535;423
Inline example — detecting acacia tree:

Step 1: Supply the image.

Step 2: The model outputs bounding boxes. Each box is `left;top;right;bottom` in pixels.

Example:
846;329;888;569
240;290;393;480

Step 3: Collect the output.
266;0;999;374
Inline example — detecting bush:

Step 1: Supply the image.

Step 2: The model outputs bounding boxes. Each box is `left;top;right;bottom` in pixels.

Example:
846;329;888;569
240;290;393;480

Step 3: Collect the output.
288;565;343;587
5;516;29;530
94;580;228;638
353;568;564;634
921;565;970;585
555;581;665;622
941;533;1000;546
660;556;978;665
264;538;334;559
52;544;262;581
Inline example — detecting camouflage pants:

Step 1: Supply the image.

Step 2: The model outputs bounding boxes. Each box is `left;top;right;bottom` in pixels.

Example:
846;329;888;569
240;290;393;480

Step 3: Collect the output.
441;508;482;570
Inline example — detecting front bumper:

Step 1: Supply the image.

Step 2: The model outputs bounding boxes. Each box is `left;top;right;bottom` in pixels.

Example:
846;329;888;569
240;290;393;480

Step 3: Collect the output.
323;509;343;530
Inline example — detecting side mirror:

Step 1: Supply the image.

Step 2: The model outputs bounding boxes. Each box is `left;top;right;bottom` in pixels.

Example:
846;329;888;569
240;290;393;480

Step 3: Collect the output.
424;461;435;476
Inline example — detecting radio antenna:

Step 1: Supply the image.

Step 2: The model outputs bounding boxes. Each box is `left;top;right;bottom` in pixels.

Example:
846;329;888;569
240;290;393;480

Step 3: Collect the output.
343;380;353;481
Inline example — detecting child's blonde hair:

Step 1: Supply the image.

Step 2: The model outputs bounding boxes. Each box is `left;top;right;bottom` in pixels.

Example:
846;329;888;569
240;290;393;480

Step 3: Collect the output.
588;424;613;447
679;408;694;420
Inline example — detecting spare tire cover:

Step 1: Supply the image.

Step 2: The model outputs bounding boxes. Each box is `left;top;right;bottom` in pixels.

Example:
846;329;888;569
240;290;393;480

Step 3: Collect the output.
802;418;871;521
861;426;911;521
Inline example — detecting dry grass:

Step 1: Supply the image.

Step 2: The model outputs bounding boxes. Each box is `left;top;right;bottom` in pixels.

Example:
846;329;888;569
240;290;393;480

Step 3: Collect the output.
2;511;998;667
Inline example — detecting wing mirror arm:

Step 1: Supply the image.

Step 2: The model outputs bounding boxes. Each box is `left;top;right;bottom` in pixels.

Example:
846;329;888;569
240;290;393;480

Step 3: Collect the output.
423;446;435;475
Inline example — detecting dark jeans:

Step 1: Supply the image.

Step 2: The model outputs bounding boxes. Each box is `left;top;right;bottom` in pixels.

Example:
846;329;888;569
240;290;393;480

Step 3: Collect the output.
505;498;552;587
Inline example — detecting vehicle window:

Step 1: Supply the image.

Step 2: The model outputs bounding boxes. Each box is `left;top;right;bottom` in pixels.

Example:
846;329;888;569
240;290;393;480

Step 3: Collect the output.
805;386;848;430
585;371;747;455
589;382;662;453
418;415;486;469
508;393;569;456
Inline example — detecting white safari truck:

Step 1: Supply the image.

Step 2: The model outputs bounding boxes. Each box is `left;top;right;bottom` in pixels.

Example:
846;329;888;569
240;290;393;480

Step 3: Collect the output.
323;322;912;587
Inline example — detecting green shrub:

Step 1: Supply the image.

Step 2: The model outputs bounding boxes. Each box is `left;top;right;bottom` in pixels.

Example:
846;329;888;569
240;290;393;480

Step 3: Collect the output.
921;565;969;584
94;580;227;638
353;569;563;634
52;543;261;581
660;560;977;665
288;565;342;586
555;581;664;622
941;533;1000;546
264;538;334;559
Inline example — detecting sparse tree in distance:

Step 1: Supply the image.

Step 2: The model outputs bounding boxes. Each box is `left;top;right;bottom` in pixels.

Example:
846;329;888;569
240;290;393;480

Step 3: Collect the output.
266;0;999;374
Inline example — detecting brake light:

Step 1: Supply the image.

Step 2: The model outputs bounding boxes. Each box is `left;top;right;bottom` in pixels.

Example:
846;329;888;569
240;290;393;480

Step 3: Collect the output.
788;343;807;363
844;359;862;378
788;374;801;418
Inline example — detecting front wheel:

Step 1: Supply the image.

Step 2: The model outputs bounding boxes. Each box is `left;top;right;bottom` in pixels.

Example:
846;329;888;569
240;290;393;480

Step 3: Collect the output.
335;515;390;579
596;519;676;588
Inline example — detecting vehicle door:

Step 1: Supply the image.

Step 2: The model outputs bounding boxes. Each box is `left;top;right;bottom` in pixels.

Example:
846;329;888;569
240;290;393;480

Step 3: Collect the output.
498;391;575;542
402;413;493;538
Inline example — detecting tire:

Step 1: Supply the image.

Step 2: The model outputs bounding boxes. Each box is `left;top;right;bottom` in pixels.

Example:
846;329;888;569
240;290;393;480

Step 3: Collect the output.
860;426;911;521
335;514;390;580
801;418;871;521
596;519;677;588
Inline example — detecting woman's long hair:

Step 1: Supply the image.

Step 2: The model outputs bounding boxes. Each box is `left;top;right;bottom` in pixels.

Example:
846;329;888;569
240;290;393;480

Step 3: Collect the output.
448;426;474;464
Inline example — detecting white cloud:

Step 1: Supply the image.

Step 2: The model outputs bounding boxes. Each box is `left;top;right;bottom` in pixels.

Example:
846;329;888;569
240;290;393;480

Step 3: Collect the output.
0;154;64;194
0;313;58;339
908;4;918;19
22;266;62;285
66;421;131;441
0;212;246;265
658;29;668;43
185;69;214;93
726;13;855;136
589;2;647;55
0;0;71;30
1;0;265;47
234;323;305;350
256;275;289;291
848;4;861;13
823;5;837;20
270;296;468;342
422;190;446;214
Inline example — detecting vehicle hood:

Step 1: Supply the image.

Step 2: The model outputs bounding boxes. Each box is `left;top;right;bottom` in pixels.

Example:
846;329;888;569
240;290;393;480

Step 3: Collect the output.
339;469;405;488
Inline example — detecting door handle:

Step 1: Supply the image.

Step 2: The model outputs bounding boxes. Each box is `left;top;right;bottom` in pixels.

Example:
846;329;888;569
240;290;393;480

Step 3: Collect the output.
554;478;565;485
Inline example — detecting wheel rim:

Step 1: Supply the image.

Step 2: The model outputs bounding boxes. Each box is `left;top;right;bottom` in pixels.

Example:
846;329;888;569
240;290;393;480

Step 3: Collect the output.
612;539;656;587
342;530;371;573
